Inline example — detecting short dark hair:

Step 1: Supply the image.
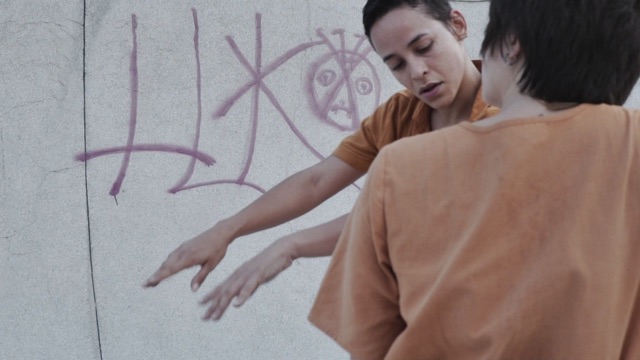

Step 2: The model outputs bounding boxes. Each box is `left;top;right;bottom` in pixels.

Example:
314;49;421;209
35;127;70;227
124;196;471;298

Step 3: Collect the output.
363;0;453;40
480;0;640;105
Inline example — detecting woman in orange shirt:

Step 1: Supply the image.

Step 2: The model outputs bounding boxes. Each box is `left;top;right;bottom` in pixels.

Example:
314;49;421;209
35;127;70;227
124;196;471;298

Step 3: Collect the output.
145;0;498;320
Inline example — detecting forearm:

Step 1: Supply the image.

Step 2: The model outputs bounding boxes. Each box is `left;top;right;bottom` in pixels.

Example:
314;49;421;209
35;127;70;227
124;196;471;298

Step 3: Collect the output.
286;214;349;259
217;157;362;243
225;172;326;238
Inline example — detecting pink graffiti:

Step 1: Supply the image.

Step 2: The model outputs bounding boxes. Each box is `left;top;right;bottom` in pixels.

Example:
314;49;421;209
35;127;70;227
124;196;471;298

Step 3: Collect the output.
76;11;215;198
181;14;377;193
77;9;381;197
306;29;381;131
168;9;206;194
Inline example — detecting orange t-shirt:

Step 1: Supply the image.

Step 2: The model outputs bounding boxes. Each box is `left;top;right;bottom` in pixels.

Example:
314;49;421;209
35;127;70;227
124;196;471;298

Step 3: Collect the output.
310;104;640;359
332;83;498;172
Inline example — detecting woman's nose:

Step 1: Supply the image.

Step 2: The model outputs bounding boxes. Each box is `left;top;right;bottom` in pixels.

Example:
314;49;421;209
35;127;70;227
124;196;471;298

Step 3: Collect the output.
410;61;429;80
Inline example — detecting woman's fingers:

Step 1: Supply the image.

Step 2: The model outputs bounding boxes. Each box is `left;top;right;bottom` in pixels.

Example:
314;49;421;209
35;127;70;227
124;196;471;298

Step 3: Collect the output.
201;276;247;320
234;276;261;307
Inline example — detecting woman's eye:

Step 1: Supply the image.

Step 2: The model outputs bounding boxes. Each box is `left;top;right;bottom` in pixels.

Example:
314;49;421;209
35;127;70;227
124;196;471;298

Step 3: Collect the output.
417;43;433;54
391;62;405;71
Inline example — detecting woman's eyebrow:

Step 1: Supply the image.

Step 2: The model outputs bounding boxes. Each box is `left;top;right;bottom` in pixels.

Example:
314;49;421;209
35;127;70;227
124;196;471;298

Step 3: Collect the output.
407;33;429;47
382;33;430;63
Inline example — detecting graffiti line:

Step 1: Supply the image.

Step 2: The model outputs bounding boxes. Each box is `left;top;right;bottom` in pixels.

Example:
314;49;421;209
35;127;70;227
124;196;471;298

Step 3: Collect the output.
213;39;324;118
351;34;368;57
332;29;347;64
176;180;266;194
240;13;263;183
259;80;325;160
168;8;204;193
77;144;215;164
108;14;139;197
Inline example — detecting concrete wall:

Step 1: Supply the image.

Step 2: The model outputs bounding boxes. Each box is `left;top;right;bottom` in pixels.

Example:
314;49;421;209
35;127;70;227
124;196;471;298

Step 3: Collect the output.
1;1;98;359
2;1;639;359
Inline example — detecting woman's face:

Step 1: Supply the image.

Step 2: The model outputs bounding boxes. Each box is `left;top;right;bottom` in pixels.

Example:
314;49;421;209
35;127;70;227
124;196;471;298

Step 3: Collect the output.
369;6;468;110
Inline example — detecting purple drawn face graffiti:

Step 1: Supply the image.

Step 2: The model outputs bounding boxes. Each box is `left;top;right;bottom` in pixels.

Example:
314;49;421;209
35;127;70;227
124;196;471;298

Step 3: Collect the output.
306;30;381;132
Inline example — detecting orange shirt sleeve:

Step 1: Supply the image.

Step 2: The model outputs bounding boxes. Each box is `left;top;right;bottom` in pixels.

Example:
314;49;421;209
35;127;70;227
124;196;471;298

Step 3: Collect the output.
332;96;402;172
332;90;430;173
309;149;405;360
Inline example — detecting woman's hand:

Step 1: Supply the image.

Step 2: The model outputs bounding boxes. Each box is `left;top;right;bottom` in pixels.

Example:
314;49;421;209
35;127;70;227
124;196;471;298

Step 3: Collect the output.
198;214;349;320
200;238;296;321
144;224;235;291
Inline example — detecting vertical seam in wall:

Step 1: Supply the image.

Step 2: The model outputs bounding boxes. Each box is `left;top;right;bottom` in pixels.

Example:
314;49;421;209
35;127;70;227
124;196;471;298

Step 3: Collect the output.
83;1;104;359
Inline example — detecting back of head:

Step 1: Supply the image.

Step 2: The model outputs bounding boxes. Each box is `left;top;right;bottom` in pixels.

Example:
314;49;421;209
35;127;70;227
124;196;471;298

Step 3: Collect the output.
481;0;640;105
363;0;453;40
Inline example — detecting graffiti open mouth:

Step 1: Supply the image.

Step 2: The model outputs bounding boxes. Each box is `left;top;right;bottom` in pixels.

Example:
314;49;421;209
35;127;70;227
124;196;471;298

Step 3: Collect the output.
327;103;359;131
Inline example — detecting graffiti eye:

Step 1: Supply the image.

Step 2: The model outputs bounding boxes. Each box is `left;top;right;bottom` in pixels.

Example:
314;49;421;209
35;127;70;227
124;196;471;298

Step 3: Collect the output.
316;69;337;87
355;77;373;95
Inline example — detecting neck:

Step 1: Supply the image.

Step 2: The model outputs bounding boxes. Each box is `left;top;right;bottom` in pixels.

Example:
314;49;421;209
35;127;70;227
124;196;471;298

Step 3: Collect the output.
476;85;578;127
431;59;481;130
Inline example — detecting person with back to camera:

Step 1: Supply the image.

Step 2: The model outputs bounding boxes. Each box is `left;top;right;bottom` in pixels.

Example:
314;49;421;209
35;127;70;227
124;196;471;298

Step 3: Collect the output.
308;0;640;358
144;0;499;319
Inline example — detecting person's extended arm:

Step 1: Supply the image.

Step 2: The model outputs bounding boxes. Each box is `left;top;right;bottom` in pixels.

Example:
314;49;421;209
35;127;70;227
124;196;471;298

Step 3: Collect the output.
200;214;348;320
144;156;363;291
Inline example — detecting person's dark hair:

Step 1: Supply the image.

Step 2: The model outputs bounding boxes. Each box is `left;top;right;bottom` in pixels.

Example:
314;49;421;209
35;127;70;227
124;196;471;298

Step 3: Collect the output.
480;0;640;105
363;0;453;40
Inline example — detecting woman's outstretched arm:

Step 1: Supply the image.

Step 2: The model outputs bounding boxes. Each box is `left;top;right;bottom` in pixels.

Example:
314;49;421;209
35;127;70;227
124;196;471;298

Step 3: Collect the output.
144;156;363;291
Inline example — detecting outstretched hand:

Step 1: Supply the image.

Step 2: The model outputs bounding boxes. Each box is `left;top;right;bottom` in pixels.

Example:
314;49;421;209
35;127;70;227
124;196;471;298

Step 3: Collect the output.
200;238;295;321
144;226;234;291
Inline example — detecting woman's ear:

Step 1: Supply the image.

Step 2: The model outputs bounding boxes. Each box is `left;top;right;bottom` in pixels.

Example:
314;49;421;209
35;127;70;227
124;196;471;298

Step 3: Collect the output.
449;10;468;41
499;33;522;65
502;36;522;66
505;33;522;59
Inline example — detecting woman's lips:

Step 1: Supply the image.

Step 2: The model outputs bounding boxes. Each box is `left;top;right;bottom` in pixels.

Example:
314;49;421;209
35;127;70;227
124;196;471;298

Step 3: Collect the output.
420;82;443;99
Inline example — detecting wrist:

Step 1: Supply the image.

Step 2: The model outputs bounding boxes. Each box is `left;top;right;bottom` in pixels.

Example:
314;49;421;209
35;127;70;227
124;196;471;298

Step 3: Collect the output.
213;218;242;245
276;235;300;261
